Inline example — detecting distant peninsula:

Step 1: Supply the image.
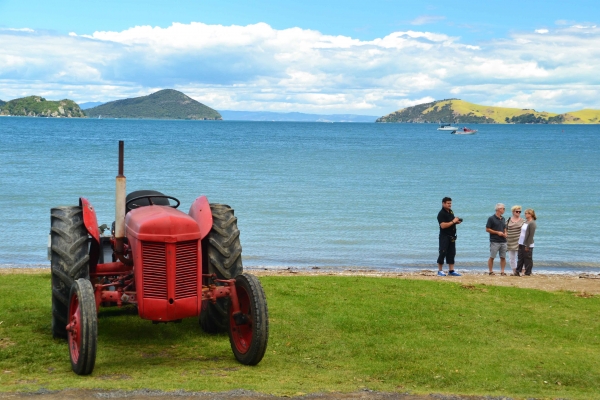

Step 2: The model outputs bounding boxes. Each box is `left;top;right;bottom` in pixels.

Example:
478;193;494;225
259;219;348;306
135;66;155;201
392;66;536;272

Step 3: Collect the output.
0;96;85;118
85;89;222;120
377;99;600;124
219;110;377;122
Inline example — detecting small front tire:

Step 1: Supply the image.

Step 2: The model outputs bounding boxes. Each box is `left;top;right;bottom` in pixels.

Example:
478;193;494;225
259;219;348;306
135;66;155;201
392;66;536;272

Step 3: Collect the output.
67;278;97;375
228;273;269;365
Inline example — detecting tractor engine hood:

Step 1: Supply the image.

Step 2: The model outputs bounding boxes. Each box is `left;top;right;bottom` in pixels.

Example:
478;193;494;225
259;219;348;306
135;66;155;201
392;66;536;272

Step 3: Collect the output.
126;206;201;242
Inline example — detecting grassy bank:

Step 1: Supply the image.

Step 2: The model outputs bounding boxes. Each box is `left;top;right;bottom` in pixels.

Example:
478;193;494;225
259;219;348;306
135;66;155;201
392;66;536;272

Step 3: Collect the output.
1;273;599;398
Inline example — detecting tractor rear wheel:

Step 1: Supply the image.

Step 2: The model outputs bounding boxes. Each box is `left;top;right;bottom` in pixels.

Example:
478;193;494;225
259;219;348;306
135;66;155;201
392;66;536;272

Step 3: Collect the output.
50;206;90;339
228;273;269;365
199;204;243;333
67;278;97;375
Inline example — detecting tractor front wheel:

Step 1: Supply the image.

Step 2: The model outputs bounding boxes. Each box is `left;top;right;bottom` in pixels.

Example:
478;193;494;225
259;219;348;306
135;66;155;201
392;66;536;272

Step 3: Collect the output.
67;278;97;375
228;273;269;365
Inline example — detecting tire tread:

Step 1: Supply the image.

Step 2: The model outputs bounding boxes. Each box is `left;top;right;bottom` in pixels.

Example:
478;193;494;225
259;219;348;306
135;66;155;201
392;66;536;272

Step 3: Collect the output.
50;206;90;340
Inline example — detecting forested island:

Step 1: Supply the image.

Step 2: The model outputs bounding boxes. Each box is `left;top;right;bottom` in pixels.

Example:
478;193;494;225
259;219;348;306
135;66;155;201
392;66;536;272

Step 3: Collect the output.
377;99;600;124
0;89;221;120
0;96;85;118
84;89;221;120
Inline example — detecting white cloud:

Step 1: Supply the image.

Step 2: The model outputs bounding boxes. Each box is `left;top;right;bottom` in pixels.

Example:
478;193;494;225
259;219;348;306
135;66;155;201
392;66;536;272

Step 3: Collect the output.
571;24;597;29
1;22;600;114
0;27;35;33
410;15;446;26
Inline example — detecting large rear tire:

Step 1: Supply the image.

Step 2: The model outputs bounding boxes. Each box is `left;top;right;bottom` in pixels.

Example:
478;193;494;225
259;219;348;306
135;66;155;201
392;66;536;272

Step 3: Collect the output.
50;206;90;339
228;273;269;365
67;278;97;375
199;204;243;333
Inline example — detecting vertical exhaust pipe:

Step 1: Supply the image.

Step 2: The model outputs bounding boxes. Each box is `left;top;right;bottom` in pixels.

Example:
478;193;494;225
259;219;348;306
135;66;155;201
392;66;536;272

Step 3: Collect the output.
114;141;128;261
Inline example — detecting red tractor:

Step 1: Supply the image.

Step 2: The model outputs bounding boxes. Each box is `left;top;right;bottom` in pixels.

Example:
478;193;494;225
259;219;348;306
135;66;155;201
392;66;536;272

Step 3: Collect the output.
49;141;268;375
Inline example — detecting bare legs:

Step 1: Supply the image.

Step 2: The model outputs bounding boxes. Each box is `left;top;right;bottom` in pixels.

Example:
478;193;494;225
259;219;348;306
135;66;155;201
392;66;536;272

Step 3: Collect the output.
488;257;506;274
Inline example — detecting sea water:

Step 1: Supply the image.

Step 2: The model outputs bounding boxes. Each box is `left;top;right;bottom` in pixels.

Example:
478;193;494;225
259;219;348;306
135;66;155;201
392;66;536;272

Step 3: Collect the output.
1;117;599;274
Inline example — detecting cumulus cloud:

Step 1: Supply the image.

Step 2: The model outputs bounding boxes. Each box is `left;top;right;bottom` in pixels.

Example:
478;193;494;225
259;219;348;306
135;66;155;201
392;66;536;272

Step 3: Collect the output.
1;21;600;114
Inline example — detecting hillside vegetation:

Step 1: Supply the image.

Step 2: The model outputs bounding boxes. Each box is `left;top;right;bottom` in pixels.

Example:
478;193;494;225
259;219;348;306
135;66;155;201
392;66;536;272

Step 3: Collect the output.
85;89;222;120
0;96;85;118
377;99;600;124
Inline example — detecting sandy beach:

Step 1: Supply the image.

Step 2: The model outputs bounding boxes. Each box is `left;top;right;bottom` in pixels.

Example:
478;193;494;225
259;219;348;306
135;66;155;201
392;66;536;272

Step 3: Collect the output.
3;266;599;295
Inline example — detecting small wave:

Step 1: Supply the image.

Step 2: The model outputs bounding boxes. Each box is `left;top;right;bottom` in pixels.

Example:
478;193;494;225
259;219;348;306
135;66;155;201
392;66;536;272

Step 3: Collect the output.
0;263;48;269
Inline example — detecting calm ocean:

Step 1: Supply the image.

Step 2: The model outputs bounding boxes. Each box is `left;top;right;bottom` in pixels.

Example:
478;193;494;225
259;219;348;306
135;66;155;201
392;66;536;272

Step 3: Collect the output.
1;118;599;273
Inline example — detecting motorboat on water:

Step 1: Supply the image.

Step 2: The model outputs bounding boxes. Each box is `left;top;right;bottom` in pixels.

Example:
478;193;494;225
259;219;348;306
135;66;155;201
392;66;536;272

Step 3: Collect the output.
437;123;459;132
452;127;478;135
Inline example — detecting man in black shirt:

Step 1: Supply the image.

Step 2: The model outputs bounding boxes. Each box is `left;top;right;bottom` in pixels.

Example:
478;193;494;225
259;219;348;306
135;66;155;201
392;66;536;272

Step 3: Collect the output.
437;197;462;276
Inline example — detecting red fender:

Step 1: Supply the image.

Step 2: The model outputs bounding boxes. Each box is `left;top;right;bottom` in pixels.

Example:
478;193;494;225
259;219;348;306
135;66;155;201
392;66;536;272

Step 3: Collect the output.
79;198;100;243
188;196;213;240
80;198;100;270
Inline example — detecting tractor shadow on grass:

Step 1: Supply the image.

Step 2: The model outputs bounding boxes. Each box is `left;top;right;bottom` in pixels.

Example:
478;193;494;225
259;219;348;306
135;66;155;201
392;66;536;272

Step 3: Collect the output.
94;304;233;368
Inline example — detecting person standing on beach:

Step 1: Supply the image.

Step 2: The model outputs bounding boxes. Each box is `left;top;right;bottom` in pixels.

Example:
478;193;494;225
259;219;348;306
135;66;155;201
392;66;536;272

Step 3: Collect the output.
516;209;537;276
506;205;525;275
437;197;462;277
485;203;507;275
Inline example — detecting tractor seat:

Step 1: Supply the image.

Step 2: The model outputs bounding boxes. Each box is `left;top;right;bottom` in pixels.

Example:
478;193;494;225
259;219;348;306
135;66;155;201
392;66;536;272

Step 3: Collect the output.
126;190;171;213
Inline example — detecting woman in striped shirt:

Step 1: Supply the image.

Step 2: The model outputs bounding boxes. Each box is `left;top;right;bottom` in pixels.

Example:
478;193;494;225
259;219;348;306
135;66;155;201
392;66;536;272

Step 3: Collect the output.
506;205;524;275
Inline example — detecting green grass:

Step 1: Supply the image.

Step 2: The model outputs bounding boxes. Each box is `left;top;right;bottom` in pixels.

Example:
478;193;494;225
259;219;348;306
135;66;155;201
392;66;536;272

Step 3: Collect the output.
1;274;599;399
562;109;600;124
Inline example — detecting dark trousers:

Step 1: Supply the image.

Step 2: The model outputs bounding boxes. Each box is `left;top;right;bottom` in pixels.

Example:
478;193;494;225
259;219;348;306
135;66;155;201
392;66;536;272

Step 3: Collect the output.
517;244;533;275
437;235;456;265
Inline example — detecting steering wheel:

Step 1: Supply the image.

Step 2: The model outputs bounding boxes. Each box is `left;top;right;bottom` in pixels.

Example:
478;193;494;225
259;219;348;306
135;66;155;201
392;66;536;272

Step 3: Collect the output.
126;195;181;211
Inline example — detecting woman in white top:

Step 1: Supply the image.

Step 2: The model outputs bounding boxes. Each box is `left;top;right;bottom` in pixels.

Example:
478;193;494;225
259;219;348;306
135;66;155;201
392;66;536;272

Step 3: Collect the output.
516;209;537;276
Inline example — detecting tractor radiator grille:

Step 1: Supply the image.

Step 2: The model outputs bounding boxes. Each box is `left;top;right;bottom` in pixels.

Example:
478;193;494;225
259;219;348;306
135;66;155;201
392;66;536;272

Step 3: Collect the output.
175;241;198;299
142;242;167;299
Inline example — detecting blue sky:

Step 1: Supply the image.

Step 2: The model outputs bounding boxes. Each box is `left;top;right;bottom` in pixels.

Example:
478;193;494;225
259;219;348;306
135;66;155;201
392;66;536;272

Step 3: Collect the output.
1;0;599;114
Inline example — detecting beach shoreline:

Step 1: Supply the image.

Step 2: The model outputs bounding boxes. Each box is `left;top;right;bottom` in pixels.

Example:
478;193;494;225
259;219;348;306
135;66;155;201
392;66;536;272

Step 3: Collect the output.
3;265;599;295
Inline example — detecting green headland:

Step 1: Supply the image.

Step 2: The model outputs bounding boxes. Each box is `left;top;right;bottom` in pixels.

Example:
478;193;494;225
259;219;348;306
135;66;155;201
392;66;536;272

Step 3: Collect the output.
377;99;600;124
0;96;85;118
84;89;222;120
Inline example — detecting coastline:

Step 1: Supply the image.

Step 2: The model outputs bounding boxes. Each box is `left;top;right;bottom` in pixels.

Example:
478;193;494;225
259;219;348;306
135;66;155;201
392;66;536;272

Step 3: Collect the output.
4;265;599;295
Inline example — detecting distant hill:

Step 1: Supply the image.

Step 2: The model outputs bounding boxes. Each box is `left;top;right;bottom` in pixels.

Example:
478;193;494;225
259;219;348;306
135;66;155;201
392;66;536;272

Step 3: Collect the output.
79;101;105;110
0;96;85;118
0;100;5;107
219;110;378;122
85;89;222;120
377;99;600;124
